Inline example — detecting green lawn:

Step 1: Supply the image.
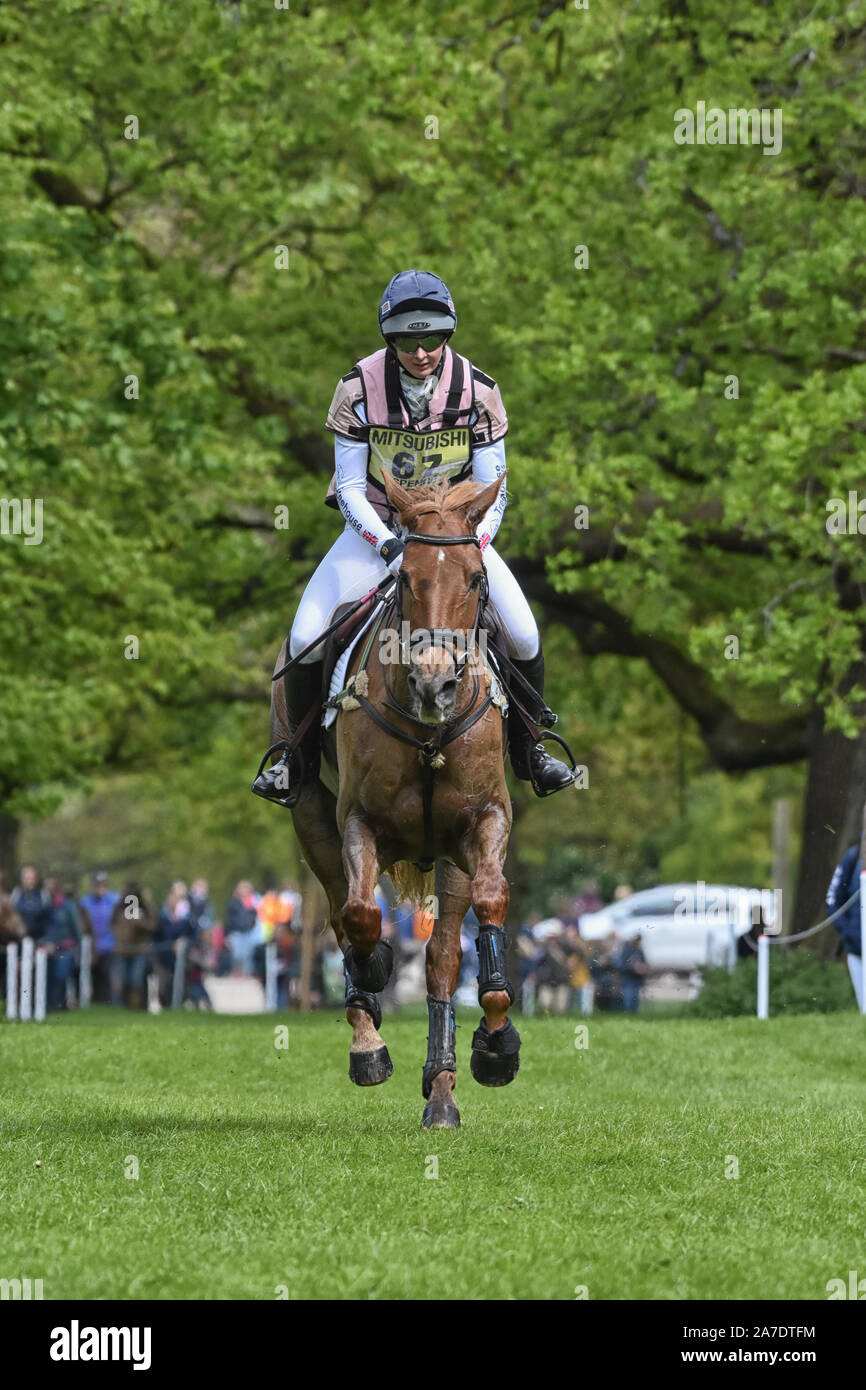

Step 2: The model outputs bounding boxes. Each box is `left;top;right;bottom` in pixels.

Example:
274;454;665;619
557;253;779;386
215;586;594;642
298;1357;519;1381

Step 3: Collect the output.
1;1007;864;1300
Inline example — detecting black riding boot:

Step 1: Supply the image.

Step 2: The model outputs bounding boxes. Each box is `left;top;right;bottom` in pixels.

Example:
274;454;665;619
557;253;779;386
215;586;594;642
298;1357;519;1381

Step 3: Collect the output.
251;659;323;808
507;646;575;796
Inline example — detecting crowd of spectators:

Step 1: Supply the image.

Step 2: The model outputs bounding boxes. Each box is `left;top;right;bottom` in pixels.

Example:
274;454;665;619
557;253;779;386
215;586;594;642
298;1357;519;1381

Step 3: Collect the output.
0;866;310;1014
1;866;651;1017
518;882;649;1014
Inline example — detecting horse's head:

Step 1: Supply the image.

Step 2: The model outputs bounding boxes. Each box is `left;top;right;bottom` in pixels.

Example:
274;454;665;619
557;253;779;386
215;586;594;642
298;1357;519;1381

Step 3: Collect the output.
380;471;505;724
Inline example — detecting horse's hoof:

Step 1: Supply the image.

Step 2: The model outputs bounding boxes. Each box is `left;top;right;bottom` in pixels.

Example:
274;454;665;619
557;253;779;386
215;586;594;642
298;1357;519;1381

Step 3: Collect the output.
422;1099;461;1128
470;1016;521;1087
349;1045;394;1087
344;941;394;994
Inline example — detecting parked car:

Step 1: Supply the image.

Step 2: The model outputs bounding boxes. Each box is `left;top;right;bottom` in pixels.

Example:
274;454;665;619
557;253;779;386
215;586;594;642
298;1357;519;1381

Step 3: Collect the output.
578;883;778;972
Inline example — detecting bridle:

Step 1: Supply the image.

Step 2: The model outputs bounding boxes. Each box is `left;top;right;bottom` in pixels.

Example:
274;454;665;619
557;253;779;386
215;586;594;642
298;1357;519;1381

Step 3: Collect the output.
383;530;489;721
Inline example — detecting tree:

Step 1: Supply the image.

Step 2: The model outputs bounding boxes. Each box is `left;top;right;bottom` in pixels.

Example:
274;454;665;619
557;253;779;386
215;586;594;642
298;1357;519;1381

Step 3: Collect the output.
2;0;863;930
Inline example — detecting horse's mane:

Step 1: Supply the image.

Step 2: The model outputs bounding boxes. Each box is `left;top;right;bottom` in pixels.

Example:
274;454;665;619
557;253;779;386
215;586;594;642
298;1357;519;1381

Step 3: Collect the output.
393;478;483;530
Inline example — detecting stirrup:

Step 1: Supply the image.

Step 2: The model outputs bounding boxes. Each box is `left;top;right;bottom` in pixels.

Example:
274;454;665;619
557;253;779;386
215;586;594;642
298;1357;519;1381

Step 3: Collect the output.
251;741;302;809
528;731;578;798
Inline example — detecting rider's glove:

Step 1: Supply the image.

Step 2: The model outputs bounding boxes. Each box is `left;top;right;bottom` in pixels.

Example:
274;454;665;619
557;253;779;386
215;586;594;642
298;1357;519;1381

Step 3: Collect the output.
380;538;405;575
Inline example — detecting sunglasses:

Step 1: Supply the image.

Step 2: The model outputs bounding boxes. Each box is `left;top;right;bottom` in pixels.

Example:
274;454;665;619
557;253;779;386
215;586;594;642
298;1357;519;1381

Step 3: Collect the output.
387;332;451;352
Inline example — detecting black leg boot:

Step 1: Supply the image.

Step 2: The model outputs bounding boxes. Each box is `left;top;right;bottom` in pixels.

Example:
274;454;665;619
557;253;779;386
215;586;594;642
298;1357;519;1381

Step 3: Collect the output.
507;646;575;796
251;659;323;808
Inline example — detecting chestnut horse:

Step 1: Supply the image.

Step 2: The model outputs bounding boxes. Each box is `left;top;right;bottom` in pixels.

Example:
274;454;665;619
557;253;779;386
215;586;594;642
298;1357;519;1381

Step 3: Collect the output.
270;471;520;1127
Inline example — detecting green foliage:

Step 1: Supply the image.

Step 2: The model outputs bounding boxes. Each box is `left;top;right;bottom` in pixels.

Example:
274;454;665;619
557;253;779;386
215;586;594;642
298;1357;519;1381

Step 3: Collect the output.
689;949;856;1018
1;0;864;900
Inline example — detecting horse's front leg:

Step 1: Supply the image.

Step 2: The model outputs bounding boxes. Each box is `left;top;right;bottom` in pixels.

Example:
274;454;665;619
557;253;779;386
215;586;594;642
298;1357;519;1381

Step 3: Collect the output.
340;810;395;1085
461;802;521;1087
422;862;470;1129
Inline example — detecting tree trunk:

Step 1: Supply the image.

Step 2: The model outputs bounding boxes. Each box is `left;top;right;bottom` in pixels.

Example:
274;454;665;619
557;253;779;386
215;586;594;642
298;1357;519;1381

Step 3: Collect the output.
793;700;866;954
0;810;19;891
299;865;325;1013
505;797;530;1009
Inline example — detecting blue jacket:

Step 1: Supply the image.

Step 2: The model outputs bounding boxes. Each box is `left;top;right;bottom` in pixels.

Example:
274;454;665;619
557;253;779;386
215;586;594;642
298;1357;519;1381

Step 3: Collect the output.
826;845;862;955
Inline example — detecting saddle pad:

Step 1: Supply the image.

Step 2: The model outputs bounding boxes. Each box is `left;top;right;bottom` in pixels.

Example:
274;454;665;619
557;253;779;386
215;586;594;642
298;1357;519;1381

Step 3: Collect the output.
322;606;509;730
322;601;384;730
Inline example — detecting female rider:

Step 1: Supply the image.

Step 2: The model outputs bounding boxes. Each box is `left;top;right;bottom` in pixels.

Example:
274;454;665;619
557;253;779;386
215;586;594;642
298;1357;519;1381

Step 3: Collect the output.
253;269;574;805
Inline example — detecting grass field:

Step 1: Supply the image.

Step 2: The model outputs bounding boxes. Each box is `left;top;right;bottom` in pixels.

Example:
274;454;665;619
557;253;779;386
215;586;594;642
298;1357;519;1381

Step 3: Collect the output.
1;1006;864;1300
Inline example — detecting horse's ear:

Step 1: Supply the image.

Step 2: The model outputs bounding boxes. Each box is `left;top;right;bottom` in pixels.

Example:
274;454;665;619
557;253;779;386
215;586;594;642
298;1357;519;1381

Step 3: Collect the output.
463;472;507;533
380;468;414;523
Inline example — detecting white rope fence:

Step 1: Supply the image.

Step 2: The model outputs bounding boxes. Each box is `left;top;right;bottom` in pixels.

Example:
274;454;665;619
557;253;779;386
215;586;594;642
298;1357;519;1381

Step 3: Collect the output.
754;881;864;1019
3;935;282;1020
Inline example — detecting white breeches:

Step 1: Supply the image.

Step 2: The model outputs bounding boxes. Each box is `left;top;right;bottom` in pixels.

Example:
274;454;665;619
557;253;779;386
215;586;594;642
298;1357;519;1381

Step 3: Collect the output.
290;525;539;663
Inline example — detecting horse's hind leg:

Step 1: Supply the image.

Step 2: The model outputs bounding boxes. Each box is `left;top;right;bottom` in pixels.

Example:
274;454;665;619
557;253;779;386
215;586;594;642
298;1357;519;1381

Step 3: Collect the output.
422;861;470;1129
290;785;392;1086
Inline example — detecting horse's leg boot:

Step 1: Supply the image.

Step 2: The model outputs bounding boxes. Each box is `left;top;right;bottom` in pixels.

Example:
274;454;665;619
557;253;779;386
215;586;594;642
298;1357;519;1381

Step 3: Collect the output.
344;939;394;995
345;970;393;1087
470;1015;521;1087
472;925;521;1086
422;996;460;1128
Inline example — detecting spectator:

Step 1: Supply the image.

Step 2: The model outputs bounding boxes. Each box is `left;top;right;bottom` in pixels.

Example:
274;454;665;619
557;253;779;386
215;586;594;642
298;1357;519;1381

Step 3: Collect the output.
155;880;193;1003
257;879;298;942
0;889;25;945
224;880;258;976
573;878;604;925
0;888;25;1009
10;865;51;940
184;928;214;1010
534;920;572;1013
111;882;158;1009
590;932;623;1011
826;841;863;1009
188;878;215;934
318;927;345;1007
612;932;648;1013
79;871;119;1003
42;877;84;1012
562;923;592;1013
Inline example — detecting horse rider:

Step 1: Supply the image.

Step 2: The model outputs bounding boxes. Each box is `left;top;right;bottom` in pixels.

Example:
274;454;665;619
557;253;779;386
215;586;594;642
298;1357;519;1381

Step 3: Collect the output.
253;269;575;807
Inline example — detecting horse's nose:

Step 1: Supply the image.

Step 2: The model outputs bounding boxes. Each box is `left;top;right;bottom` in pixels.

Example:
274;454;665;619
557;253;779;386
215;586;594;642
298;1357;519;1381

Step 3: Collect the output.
408;662;460;722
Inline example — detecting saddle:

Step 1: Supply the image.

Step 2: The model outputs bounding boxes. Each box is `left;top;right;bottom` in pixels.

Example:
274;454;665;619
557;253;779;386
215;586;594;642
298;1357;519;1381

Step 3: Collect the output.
319;594;379;704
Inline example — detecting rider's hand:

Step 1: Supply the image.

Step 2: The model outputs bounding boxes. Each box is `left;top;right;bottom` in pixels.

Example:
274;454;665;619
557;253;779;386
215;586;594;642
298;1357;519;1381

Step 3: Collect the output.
380;538;404;575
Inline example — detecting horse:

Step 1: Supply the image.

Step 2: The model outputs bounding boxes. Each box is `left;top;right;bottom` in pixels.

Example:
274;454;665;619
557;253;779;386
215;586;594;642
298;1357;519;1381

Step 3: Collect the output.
269;470;522;1127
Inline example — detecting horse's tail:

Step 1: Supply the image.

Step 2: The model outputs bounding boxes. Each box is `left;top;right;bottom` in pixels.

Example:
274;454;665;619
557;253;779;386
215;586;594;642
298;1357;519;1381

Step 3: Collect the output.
388;862;436;909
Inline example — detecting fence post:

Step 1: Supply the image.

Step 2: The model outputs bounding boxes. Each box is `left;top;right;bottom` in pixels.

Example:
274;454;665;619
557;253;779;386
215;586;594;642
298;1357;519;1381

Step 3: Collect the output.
34;949;47;1022
171;937;188;1009
756;934;770;1019
79;936;92;1009
20;936;34;1021
265;941;278;1012
7;942;19;1021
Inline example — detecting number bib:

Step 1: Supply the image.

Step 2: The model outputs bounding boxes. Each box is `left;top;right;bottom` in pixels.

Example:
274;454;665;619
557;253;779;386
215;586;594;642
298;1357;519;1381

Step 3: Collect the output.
368;425;472;490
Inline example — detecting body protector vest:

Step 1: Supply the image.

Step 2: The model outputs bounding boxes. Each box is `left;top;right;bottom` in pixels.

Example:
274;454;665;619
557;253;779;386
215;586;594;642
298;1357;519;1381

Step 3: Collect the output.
324;346;505;526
